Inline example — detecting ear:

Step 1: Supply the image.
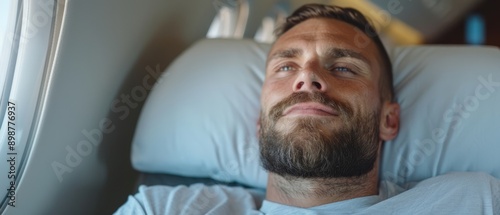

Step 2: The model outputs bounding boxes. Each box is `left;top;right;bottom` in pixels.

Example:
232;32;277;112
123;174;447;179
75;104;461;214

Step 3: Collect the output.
379;101;400;141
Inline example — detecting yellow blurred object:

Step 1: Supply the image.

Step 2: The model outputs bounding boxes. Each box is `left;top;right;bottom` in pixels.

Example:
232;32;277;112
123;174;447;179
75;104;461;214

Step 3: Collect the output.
330;0;423;44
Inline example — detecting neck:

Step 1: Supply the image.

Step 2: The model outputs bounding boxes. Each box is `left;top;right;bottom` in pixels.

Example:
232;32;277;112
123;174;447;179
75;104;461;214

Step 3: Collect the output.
265;160;380;208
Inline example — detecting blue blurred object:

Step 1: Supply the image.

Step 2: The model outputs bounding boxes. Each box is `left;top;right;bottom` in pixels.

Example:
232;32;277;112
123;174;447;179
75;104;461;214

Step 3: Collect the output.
466;14;485;45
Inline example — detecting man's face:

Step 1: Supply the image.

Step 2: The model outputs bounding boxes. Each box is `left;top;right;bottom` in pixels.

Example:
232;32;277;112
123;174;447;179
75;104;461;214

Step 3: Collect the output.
259;18;386;178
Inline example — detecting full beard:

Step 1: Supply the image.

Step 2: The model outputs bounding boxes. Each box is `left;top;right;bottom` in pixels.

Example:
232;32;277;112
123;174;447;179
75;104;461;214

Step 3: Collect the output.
259;92;380;179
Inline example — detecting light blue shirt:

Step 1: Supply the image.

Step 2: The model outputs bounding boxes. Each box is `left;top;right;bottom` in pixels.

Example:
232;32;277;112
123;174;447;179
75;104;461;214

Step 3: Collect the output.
114;172;500;214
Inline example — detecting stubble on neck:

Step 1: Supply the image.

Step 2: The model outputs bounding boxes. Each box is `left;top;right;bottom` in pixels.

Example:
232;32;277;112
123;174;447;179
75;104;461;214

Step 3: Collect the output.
265;150;381;208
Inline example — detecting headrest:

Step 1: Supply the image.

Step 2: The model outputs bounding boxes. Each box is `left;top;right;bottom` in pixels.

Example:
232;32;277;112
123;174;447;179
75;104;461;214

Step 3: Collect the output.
131;38;500;189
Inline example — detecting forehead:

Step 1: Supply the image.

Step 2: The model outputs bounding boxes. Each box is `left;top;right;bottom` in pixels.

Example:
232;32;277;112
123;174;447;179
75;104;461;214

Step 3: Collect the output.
268;18;380;66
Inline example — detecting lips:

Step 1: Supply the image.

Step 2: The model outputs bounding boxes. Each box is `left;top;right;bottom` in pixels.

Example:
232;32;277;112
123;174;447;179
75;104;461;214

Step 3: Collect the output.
283;102;338;116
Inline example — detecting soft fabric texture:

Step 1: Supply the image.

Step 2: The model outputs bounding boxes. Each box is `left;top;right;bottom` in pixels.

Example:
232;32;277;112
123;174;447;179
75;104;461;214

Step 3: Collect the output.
114;184;261;215
132;39;269;188
382;46;500;184
131;38;500;188
114;172;500;215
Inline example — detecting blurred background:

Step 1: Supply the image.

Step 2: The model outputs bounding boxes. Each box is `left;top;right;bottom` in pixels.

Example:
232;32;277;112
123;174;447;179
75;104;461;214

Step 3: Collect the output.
430;0;498;46
206;0;499;47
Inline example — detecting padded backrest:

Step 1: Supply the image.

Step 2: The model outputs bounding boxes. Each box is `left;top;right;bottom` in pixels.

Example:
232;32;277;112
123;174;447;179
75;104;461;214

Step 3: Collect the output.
132;38;500;189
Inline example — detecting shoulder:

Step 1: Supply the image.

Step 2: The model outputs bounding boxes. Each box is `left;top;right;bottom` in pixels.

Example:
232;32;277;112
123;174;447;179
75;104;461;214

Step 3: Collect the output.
410;172;500;204
373;172;500;214
114;184;261;215
414;172;500;190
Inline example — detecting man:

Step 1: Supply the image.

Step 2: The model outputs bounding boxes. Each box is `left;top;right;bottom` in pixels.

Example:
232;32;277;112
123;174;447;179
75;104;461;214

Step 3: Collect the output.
258;3;399;209
115;4;499;214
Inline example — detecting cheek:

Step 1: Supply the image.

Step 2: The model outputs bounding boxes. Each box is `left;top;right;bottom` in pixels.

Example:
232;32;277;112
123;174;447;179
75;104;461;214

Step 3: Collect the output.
261;79;290;114
353;86;382;114
330;80;380;113
361;83;382;106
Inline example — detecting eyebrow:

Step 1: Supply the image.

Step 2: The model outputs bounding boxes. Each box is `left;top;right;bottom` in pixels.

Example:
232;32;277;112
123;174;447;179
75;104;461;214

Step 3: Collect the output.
324;48;370;65
268;47;370;65
268;48;303;62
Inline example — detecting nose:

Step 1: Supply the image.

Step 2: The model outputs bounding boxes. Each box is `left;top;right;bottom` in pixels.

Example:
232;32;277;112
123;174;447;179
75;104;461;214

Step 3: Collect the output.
293;69;328;93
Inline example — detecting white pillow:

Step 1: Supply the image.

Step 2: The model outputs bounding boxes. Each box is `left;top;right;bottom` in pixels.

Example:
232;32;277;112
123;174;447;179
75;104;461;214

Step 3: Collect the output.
382;45;500;184
132;38;500;189
132;39;270;188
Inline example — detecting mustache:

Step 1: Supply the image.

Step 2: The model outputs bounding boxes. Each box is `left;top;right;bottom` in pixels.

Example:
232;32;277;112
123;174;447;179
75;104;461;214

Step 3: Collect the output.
268;92;354;121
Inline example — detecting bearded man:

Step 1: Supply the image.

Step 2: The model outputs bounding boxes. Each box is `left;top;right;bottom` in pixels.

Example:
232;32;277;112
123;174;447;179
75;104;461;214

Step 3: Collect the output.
115;4;500;215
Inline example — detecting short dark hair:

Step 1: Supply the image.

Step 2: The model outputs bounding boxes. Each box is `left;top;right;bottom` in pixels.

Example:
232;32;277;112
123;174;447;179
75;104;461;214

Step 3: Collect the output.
275;4;394;102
